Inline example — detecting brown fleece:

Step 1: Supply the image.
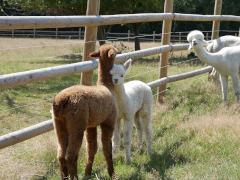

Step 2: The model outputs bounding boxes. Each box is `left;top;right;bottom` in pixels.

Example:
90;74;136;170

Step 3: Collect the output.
53;44;118;180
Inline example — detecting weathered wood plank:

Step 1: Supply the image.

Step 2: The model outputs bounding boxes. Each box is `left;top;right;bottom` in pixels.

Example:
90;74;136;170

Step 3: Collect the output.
0;14;173;30
147;66;213;89
0;120;53;150
157;0;174;104
2;13;240;30
81;0;100;86
0;41;212;90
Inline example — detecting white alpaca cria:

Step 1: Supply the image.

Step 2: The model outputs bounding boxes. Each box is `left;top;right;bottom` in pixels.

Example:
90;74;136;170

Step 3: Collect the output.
110;59;153;164
188;30;240;103
207;35;240;85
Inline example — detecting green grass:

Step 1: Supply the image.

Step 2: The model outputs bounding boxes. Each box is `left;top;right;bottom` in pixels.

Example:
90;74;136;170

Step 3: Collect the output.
0;38;240;179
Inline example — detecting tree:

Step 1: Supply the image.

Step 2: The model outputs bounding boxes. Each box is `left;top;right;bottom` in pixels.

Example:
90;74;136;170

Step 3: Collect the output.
173;0;240;34
105;0;164;51
1;0;164;50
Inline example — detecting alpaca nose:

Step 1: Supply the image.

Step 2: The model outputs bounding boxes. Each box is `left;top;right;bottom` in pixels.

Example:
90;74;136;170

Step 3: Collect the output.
114;79;118;83
193;39;197;45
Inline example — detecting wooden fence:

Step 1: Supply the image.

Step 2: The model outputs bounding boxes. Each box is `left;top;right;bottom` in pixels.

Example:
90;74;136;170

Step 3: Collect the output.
0;29;239;42
0;0;238;150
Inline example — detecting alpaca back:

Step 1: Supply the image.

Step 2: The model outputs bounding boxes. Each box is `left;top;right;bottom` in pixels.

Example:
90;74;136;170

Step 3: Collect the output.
207;36;240;53
53;84;117;127
123;80;152;114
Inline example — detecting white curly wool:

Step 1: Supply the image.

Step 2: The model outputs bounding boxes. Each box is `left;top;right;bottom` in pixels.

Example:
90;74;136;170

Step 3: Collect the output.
188;30;240;103
207;36;240;85
110;59;153;164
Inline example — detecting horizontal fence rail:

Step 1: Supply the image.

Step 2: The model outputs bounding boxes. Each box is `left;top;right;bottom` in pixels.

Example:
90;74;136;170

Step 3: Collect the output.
0;13;173;30
0;65;213;150
1;13;240;30
147;66;213;89
1;43;208;90
0;120;53;150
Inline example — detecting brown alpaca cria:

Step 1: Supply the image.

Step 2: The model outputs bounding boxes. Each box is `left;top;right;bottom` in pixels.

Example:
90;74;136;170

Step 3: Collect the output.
52;44;118;180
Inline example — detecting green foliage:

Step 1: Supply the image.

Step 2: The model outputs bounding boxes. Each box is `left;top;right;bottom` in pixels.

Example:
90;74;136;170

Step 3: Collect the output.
187;51;196;58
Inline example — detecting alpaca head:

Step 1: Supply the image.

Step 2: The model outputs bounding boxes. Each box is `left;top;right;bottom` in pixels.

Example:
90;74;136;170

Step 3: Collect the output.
89;44;118;86
89;44;118;63
110;59;132;85
187;30;208;50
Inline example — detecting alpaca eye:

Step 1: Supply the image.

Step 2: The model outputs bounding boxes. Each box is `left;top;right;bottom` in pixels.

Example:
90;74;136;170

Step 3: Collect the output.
121;75;123;77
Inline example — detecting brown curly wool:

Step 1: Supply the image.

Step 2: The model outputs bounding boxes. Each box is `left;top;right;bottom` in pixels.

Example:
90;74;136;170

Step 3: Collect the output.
52;44;118;180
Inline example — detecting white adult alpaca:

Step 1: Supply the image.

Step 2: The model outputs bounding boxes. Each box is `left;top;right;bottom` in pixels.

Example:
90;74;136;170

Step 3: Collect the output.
187;30;240;103
207;35;240;85
110;59;153;164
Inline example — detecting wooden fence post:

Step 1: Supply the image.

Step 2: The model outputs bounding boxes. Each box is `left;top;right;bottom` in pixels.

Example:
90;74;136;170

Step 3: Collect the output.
157;0;174;104
206;33;209;41
34;29;36;39
56;28;58;39
79;28;81;39
209;0;222;80
153;31;155;42
211;0;222;40
80;0;100;86
128;30;130;42
179;32;181;43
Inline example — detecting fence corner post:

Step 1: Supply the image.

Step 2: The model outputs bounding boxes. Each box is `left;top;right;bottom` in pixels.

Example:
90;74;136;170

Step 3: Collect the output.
157;0;174;104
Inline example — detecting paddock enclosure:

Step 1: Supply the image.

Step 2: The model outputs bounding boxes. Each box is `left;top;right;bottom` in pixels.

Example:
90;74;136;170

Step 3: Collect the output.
1;0;240;179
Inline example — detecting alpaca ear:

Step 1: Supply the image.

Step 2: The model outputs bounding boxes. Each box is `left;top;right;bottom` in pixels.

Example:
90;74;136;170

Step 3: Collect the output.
89;50;100;58
188;42;193;50
108;48;116;58
123;59;132;71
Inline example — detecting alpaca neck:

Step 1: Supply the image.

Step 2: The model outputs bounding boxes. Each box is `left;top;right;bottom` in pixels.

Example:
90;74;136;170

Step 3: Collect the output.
114;84;128;103
97;62;115;93
193;46;219;67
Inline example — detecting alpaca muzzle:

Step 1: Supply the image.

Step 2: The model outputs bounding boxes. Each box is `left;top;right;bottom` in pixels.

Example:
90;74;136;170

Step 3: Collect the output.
192;39;197;46
114;79;118;84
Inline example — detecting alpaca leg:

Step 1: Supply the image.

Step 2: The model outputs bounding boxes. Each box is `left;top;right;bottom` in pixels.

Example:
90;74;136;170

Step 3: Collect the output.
122;117;134;164
220;75;228;103
100;118;116;177
139;111;152;156
215;71;221;86
65;119;86;180
134;111;143;148
231;73;240;102
112;118;121;154
85;127;98;176
54;120;69;180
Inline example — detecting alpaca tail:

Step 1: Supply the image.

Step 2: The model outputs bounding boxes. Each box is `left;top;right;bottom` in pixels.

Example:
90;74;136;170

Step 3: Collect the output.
52;95;69;119
207;42;214;52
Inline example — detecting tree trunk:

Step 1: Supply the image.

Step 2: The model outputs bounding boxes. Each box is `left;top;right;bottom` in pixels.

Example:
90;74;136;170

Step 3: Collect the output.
97;26;106;46
132;23;141;51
